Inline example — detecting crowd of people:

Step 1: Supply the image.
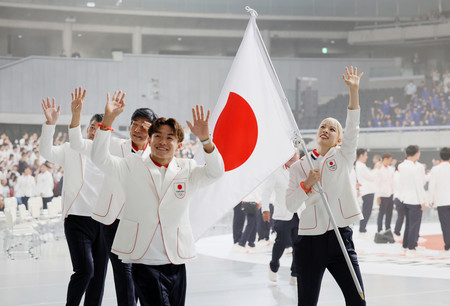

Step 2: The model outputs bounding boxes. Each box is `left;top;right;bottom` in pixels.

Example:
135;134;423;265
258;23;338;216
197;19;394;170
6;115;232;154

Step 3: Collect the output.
367;72;450;128
0;132;64;210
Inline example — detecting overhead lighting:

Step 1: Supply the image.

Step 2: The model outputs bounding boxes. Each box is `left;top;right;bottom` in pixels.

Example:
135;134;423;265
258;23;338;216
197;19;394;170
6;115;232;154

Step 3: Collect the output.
177;37;182;41
330;40;335;44
77;33;83;37
86;2;95;7
18;35;22;38
321;47;328;54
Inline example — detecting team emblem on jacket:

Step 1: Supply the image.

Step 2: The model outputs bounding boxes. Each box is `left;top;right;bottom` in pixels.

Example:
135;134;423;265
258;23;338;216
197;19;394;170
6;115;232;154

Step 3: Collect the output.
174;182;186;199
327;159;337;171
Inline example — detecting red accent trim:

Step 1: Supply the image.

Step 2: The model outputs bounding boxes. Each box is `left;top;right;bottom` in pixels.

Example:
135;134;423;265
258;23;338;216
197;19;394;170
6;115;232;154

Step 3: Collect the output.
299;206;318;230
300;181;312;193
177;228;196;260
98;123;114;132
338;198;362;219
150;156;169;168
64;153;84;219
92;194;113;218
132;222;161;260
312;149;320;157
131;140;148;152
112;222;139;254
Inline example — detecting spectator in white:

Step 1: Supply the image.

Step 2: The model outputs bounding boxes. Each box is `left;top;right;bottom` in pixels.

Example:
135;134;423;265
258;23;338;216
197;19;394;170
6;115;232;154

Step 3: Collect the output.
355;148;378;234
262;150;301;285
35;162;54;209
19;132;29;148
404;80;417;106
428;147;450;255
398;145;427;256
0;179;10;210
375;153;395;239
15;165;35;209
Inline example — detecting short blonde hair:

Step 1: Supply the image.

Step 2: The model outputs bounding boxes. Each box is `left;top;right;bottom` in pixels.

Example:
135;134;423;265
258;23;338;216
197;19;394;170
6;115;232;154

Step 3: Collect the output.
320;117;343;145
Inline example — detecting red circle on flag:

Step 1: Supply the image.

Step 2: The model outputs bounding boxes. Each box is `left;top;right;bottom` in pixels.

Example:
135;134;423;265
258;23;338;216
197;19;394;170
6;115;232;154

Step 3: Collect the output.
330;162;334;165
177;184;182;190
213;92;258;172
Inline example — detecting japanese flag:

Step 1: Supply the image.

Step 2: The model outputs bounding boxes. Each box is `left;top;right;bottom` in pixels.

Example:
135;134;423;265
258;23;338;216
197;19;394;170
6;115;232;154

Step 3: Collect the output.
190;13;299;239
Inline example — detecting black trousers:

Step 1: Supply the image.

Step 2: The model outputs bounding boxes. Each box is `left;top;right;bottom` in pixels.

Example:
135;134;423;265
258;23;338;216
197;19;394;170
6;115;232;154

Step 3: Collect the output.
132;263;186;306
104;219;136;306
239;202;257;248
377;195;394;232
437;206;450;251
233;203;245;244
394;198;405;236
270;214;299;276
64;215;108;306
402;204;423;250
294;227;365;306
359;193;374;233
42;196;53;210
21;196;30;209
257;204;274;241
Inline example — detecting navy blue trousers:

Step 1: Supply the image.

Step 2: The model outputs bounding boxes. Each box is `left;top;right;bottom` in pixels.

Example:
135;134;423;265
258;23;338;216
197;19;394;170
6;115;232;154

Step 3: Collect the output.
402;204;423;250
64;215;108;306
294;227;365;306
377;195;394;232
394;198;405;236
233;203;245;244
104;219;136;306
270;214;299;276
438;206;450;250
132;263;186;306
359;193;374;233
257;204;274;241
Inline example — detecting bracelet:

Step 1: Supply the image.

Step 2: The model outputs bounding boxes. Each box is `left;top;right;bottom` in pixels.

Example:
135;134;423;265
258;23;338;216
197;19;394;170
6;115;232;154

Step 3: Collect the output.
300;181;312;194
201;137;212;145
98;123;114;132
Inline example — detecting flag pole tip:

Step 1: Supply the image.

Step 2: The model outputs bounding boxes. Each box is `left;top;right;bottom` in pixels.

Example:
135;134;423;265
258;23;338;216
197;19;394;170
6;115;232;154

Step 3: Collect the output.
360;292;365;300
245;6;258;17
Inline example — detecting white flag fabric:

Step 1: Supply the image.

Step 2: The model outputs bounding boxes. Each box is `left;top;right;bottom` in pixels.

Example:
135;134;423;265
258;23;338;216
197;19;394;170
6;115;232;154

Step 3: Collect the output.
190;14;299;239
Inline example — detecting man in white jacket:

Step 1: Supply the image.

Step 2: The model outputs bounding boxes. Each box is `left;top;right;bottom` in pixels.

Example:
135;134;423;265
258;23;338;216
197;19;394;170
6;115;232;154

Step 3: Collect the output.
355;148;377;234
40;96;108;306
35;162;54;209
398;145;427;255
262;151;300;285
68;88;158;306
91;92;224;306
429;147;450;254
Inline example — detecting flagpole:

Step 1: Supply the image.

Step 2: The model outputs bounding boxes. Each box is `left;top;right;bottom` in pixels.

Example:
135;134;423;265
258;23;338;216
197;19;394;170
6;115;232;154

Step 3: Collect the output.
293;133;365;301
245;7;364;300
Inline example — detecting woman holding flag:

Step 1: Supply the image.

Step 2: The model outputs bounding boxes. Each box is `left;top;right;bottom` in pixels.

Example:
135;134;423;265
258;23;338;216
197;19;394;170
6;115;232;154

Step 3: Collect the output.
286;66;366;306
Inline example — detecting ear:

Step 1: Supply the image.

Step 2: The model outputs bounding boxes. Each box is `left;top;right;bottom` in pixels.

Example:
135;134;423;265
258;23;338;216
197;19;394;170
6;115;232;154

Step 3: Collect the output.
336;138;342;145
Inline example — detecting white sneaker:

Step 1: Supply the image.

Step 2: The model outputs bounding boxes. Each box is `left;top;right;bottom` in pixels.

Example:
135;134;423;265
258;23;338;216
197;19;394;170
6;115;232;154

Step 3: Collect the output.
289;276;297;286
418;237;427;243
257;239;271;247
233;244;247;253
268;268;277;282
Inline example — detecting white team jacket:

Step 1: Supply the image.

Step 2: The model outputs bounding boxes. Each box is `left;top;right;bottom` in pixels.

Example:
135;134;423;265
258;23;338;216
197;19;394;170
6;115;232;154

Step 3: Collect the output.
428;161;450;207
286;109;363;235
69;127;151;225
39;124;89;218
91;129;224;265
398;160;426;205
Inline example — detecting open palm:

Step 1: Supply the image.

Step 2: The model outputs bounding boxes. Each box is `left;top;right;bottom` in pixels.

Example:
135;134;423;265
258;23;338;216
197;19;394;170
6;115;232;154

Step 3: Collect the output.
186;105;210;141
41;97;61;125
342;66;364;89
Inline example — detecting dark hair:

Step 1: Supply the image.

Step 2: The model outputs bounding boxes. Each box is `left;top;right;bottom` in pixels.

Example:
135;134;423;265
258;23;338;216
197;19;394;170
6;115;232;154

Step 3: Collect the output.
382;152;392;160
148;117;184;143
131;108;158;124
89;114;104;125
440;147;450;161
405;145;419;157
356;148;367;159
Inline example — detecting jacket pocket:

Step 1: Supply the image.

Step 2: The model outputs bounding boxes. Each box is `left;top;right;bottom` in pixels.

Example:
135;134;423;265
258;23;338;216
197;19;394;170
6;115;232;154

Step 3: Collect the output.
112;218;139;254
176;226;196;260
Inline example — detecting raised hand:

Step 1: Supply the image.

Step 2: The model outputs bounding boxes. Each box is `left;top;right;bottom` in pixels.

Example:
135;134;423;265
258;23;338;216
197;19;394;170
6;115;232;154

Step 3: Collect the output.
342;66;364;89
105;91;126;118
71;87;86;116
186;105;210;141
41;97;61;125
